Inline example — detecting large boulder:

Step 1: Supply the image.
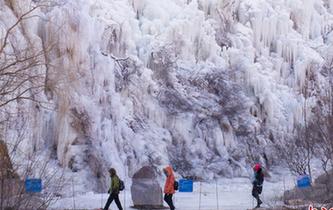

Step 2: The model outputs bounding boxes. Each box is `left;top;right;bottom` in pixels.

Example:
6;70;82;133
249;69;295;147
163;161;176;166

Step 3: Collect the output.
131;166;163;209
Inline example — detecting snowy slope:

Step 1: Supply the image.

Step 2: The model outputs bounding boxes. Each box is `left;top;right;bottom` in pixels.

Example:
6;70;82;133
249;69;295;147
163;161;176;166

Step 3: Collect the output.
1;0;333;195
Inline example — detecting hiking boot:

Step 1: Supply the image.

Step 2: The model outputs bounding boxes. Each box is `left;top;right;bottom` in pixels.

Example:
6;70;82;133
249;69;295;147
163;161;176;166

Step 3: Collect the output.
255;199;263;208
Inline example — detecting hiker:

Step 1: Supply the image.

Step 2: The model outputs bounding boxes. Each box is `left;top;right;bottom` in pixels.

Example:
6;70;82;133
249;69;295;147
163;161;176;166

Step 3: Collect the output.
252;163;264;208
103;168;123;210
163;166;176;210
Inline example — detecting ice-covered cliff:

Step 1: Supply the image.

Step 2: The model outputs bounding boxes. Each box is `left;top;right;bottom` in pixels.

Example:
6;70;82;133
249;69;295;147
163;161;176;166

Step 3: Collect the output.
1;0;333;193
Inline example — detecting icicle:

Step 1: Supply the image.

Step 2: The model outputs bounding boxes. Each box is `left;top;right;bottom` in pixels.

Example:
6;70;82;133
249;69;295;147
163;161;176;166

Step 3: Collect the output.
328;0;333;13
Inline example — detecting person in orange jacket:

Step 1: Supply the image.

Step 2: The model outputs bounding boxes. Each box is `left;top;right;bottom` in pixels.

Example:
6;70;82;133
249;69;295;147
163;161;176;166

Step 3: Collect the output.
163;166;175;210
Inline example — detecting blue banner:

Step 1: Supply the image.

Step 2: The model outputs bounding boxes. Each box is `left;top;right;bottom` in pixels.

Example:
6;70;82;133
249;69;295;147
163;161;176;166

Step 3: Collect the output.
297;175;311;188
179;179;193;192
25;178;42;193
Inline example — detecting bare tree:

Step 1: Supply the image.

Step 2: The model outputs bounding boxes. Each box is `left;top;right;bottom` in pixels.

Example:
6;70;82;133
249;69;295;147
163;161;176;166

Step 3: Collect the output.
275;58;333;178
0;1;59;109
0;114;65;210
309;58;333;175
274;125;315;176
0;1;66;209
0;139;65;210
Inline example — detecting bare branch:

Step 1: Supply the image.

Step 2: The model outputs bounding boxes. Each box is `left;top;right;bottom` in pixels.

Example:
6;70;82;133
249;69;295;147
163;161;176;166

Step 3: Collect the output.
0;5;42;54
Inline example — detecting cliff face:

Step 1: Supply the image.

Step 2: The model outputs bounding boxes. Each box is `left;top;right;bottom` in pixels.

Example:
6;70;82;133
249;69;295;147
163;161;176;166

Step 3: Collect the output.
1;0;333;193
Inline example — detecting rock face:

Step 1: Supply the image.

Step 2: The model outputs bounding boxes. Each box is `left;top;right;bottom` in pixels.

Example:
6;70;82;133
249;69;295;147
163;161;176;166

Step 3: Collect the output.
3;0;333;195
131;166;163;208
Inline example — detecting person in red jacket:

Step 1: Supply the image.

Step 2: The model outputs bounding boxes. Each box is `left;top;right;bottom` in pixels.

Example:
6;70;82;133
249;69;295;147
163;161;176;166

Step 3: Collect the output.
252;163;264;208
163;166;175;210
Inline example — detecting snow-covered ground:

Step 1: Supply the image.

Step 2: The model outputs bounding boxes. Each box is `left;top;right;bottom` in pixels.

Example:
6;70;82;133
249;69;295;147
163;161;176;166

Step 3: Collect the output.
50;175;295;210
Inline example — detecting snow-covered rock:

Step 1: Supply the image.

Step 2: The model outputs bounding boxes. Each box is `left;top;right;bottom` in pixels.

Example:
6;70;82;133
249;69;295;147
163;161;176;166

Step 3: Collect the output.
131;166;163;208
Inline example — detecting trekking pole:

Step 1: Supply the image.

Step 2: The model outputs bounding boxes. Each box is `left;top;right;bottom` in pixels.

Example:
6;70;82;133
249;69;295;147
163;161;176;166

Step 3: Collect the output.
199;181;202;210
216;180;219;210
72;176;76;210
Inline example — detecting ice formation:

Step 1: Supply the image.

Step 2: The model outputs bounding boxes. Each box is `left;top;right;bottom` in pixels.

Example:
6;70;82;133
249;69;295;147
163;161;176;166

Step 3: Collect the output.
1;0;333;194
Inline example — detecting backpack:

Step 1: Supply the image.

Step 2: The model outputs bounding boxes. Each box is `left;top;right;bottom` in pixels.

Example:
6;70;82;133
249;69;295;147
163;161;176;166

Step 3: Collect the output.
174;180;179;191
119;180;125;191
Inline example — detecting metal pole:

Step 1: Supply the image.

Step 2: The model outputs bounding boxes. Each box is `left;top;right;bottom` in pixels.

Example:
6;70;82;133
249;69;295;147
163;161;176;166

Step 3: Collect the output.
199;182;202;210
72;176;76;210
0;176;3;210
283;175;286;203
101;191;103;209
124;165;127;210
216;180;219;210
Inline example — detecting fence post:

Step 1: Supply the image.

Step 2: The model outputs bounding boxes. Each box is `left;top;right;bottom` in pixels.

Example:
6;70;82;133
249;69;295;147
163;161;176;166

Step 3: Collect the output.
100;191;103;209
283;175;286;204
199;181;202;210
216;180;219;210
72;176;76;210
0;176;3;210
124;165;127;210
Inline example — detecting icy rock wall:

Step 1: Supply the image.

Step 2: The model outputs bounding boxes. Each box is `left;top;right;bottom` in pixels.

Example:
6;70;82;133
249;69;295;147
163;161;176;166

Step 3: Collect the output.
1;0;333;193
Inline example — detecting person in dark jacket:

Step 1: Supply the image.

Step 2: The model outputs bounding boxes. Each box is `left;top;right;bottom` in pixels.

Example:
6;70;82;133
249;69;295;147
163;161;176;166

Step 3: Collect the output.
252;163;264;208
103;168;123;210
163;166;175;210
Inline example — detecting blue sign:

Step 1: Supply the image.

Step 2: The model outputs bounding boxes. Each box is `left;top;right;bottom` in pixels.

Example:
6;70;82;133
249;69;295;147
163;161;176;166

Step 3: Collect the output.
25;178;42;193
179;179;193;192
297;175;311;188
